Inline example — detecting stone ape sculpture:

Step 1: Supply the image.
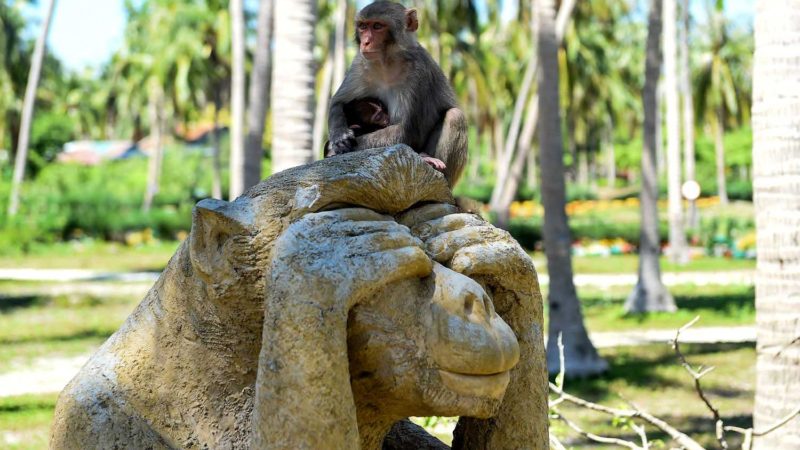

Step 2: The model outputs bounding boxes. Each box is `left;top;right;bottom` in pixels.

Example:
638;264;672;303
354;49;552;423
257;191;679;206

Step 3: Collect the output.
50;146;549;450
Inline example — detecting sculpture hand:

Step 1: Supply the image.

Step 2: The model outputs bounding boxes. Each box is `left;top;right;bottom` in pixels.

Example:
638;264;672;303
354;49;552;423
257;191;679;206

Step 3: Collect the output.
253;208;432;450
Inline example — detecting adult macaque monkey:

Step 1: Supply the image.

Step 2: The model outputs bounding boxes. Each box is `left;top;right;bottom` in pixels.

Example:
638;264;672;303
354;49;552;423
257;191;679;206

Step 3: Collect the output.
327;1;467;187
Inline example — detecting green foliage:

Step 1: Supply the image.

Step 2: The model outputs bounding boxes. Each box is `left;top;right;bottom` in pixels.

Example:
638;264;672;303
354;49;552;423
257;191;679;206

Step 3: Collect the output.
0;146;227;254
28;112;75;172
509;215;668;250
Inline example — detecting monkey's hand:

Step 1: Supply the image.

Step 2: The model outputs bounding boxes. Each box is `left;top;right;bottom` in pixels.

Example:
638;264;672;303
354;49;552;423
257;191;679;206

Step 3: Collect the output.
329;128;358;155
419;152;447;172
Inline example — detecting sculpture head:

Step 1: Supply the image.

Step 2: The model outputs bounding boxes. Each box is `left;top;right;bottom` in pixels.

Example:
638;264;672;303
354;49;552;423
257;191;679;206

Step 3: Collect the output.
236;147;536;448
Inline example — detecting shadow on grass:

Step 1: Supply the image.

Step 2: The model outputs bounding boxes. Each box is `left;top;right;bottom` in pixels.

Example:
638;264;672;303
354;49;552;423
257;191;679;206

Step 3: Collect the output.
0;396;57;414
674;287;755;313
559;343;754;400
0;295;48;313
0;329;113;345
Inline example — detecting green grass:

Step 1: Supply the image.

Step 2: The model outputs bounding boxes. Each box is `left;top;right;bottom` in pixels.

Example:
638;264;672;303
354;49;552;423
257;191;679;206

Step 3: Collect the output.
0;240;180;271
567;284;756;332
532;254;755;275
0;394;57;450
552;343;755;448
0;292;138;373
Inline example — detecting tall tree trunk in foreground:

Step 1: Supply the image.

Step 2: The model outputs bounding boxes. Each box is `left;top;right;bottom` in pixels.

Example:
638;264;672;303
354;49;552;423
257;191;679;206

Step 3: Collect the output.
8;0;56;216
753;2;800;448
625;0;677;313
228;0;247;199
679;0;697;228
271;0;317;174
538;0;607;377
243;0;274;191
663;0;688;263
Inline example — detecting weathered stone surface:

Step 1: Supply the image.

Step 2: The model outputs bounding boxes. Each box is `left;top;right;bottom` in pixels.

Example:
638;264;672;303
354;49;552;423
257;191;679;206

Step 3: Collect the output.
50;145;549;450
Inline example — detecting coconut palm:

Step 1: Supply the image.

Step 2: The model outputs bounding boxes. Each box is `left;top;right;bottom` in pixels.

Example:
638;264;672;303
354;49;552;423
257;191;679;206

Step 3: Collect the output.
752;2;800;448
625;0;677;313
537;0;607;377
694;0;750;205
228;0;246;198
244;0;273;189
8;0;57;216
662;0;688;263
270;0;317;174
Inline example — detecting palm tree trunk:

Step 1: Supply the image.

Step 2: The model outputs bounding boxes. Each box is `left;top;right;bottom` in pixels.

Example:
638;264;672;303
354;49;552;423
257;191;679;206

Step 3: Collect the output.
714;107;729;205
605;124;616;187
7;0;56;216
244;0;274;191
538;0;606;377
663;0;688;263
489;0;576;227
331;0;347;89
625;0;677;313
211;85;223;200
271;0;317;174
312;45;334;160
228;0;246;199
143;84;164;212
753;2;800;448
679;0;697;228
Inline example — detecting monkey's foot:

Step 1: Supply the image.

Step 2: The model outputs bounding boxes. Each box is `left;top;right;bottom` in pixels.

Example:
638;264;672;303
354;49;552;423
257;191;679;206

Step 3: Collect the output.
420;153;447;172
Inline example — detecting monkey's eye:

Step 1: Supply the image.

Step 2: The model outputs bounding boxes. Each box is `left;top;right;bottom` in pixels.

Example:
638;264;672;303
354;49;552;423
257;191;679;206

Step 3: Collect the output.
358;23;368;31
372;23;384;30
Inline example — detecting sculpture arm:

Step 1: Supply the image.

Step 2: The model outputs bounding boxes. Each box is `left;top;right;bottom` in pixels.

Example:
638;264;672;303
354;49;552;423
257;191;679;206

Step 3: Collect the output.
251;208;432;450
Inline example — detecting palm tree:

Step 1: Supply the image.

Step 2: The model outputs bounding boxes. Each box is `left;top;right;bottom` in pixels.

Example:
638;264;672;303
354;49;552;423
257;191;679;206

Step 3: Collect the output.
537;0;607;377
270;0;317;174
752;2;800;448
679;0;697;227
244;0;273;190
695;1;748;205
488;0;577;229
228;0;246;199
625;0;677;313
8;0;56;216
663;0;688;263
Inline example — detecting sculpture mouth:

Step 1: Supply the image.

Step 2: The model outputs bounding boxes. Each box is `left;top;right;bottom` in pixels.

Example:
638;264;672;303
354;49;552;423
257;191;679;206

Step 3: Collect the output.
438;370;511;399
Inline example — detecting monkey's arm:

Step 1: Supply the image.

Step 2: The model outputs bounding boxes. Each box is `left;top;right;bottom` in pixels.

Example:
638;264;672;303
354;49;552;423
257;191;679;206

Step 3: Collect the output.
328;69;369;154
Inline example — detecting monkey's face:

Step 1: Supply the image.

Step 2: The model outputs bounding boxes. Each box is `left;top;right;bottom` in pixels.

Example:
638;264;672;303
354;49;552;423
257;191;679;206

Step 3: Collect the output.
355;4;419;59
357;19;391;60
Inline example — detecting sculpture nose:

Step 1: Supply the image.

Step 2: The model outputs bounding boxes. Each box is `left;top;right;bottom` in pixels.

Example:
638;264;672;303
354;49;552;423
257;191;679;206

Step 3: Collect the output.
428;264;520;375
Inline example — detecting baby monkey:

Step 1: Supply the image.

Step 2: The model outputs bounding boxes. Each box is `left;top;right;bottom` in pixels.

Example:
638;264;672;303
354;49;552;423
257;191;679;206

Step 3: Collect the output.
325;98;390;158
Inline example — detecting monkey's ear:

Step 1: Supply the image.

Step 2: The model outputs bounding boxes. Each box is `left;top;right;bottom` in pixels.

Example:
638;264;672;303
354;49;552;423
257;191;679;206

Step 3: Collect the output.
405;8;419;32
189;198;254;281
